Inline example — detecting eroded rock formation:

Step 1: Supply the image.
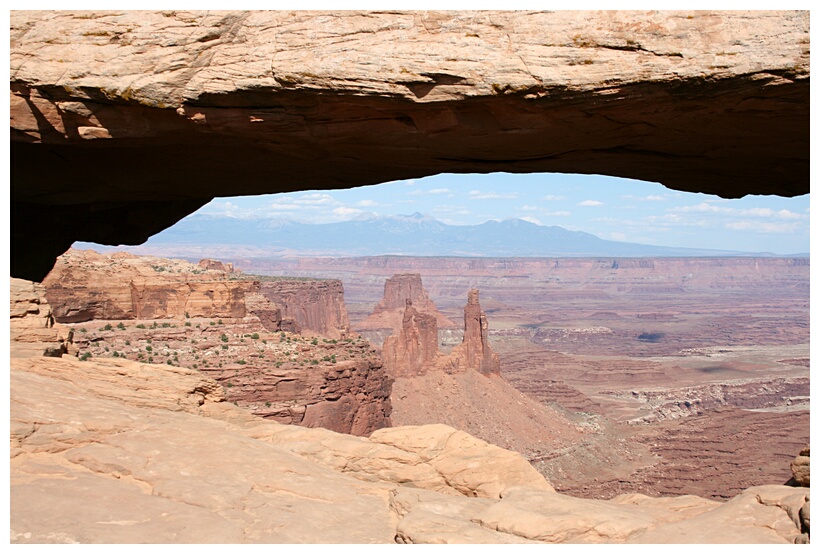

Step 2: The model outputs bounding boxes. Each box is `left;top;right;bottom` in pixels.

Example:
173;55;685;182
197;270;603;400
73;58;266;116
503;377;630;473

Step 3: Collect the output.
357;273;456;332
382;287;501;377
9;11;809;280
10;351;811;543
36;252;390;435
448;289;501;375
382;300;441;377
43;249;254;321
10;278;73;358
257;279;351;339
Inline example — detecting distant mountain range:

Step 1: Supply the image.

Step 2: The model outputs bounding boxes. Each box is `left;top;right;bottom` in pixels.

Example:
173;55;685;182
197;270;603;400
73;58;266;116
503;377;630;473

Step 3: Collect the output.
92;212;803;259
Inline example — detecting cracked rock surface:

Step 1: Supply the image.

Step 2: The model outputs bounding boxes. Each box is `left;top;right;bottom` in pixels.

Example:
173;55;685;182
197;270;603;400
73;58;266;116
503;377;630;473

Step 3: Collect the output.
11;353;809;543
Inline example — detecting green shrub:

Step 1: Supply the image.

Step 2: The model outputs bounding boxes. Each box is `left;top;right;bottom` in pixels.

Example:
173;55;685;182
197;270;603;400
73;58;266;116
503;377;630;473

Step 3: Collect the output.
237;359;247;365
251;333;260;340
221;334;228;342
136;324;145;329
79;352;92;361
117;322;126;330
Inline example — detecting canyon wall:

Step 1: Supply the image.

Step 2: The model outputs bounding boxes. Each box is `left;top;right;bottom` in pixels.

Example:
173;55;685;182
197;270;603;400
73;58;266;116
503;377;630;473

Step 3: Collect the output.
43;249;253;322
42;249;350;339
258;279;351;340
38;250;391;435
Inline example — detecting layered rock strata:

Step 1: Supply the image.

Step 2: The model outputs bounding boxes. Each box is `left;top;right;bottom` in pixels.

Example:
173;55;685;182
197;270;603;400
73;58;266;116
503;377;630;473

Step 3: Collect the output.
10;278;73;358
10;353;811;543
36;251;389;435
43;249;254;321
257;279;351;339
9;11;810;281
42;249;348;337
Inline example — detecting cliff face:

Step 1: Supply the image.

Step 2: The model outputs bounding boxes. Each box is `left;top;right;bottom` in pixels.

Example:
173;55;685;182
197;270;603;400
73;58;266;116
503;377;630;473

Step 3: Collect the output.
357;273;455;332
10;278;74;358
200;338;392;436
258;279;351;339
43;249;254;322
37;250;392;435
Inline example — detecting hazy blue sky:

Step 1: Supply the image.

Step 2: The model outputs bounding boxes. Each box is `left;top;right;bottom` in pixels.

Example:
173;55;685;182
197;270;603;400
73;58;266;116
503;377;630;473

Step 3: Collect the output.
189;172;810;255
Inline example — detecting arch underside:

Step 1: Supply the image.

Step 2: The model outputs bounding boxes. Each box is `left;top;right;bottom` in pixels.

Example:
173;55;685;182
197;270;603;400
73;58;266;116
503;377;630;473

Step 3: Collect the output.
10;11;810;281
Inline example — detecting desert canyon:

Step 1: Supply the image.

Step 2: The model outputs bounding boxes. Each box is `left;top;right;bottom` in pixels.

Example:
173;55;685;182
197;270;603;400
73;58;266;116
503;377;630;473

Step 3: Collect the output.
9;9;810;545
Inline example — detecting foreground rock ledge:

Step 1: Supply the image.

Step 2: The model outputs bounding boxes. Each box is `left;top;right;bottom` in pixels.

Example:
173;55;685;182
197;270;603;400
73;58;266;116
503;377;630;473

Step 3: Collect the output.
9;10;810;281
10;355;809;543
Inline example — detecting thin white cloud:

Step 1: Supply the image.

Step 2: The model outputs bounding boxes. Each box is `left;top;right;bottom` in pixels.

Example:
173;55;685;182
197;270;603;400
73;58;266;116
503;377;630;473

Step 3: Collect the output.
578;200;603;207
541;195;565;201
409;187;452;196
520;216;542;225
332;206;364;217
725;221;801;234
468;190;518;200
544;211;571;217
671;203;807;220
622;194;666;201
356;199;379;207
521;205;539;211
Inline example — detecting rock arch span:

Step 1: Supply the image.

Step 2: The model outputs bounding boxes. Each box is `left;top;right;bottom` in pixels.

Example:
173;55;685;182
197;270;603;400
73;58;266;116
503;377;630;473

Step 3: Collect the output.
10;10;809;281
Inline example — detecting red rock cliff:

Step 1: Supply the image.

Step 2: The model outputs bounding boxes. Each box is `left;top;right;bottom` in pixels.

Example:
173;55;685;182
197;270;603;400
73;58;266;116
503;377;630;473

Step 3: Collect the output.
43;249;253;322
258;279;351;339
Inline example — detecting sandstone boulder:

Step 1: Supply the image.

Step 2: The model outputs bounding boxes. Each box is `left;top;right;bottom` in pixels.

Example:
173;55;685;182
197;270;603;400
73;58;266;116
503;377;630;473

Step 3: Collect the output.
791;445;810;486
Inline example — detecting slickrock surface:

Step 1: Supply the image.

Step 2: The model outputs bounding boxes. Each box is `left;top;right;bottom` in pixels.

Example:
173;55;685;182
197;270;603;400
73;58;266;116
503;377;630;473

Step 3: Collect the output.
10;11;809;281
10;277;73;358
357;273;455;333
10;355;809;543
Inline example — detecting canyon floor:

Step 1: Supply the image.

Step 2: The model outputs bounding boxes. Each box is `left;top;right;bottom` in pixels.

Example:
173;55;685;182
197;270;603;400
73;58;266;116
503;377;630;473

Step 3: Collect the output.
238;255;810;501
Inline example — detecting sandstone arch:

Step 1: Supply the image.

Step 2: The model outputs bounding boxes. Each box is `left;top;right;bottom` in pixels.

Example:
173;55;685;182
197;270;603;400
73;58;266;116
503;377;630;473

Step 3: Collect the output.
10;10;809;281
